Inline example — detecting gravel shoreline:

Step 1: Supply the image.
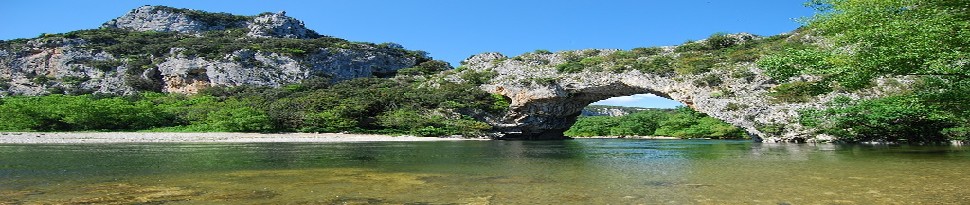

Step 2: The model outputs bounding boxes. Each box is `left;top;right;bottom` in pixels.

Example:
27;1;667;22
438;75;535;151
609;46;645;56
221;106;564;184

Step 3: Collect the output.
0;132;488;144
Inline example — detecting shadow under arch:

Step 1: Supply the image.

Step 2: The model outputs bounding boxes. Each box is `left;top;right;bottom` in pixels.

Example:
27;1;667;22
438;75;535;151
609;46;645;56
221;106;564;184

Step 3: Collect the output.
493;83;695;140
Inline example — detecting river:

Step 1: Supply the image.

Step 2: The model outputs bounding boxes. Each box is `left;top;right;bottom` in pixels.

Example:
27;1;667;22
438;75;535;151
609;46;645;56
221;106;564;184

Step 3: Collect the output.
1;139;968;204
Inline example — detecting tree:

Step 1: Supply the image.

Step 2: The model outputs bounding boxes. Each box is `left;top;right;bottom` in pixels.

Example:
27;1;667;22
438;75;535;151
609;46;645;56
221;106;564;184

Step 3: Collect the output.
759;0;970;142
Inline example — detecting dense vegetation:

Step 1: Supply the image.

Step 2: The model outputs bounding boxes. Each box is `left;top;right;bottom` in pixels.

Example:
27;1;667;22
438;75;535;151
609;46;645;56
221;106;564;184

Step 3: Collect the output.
546;31;810;78
565;107;748;139
0;70;508;137
755;0;969;143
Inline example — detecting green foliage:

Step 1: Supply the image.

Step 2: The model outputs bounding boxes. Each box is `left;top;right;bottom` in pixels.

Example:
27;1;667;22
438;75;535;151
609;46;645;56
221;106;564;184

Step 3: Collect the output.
730;69;757;81
85;60;124;72
631;47;663;56
705;33;739;50
204;105;273;132
533;49;553;54
725;102;747;111
565;107;747;139
768;81;831;103
755;123;786;137
692;74;723;87
0;72;502;136
564;116;619;137
653;107;746;139
757;48;836;83
633;56;675;75
674;41;708;52
489;94;511;112
0;95;175;131
459;69;497;85
0;78;10;90
800;95;962;143
398;60;453;76
674;53;714;75
763;0;969;89
555;62;584;73
31;75;51;85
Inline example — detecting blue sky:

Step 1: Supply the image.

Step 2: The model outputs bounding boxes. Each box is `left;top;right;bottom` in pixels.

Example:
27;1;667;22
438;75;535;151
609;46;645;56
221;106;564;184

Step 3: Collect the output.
0;0;815;108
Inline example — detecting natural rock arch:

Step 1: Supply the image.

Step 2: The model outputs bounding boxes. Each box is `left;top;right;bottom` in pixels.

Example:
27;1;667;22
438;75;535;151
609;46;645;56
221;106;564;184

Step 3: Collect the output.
456;50;895;142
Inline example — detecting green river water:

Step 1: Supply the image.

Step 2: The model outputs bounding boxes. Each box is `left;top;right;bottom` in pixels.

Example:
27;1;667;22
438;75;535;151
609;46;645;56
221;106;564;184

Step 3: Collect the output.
1;139;968;204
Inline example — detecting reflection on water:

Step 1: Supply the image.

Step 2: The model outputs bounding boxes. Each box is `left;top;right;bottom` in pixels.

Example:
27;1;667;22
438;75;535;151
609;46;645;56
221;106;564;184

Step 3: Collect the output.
1;139;969;204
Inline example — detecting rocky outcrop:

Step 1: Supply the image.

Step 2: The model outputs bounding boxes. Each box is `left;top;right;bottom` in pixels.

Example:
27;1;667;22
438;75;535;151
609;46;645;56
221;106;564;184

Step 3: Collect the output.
247;11;319;39
0;38;133;95
456;45;907;142
102;6;317;39
101;6;246;34
0;6;424;96
155;47;417;93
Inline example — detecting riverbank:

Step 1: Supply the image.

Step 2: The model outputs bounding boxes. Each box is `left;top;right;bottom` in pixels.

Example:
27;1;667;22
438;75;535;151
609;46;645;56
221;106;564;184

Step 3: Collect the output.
0;132;487;144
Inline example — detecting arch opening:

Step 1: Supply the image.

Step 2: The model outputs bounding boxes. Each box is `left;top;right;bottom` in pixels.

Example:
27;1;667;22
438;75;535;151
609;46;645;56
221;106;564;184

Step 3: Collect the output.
494;89;749;141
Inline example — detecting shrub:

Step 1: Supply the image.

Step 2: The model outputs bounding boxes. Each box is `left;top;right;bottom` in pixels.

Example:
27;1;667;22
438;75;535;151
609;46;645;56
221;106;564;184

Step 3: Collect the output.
634;56;675;75
631;47;663;56
725;102;747;111
800;95;959;143
693;74;723;87
768;81;831;103
555;62;584;73
705;33;739;50
460;70;497;85
533;49;553;54
674;41;709;52
674;54;714;75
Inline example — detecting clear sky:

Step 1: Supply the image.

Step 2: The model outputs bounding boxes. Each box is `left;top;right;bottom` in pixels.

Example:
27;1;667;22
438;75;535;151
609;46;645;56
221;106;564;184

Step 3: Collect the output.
0;0;815;108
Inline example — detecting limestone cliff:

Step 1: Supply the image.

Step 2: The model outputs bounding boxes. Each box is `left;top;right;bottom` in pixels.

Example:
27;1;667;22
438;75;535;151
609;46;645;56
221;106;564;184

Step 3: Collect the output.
451;33;908;142
0;6;424;96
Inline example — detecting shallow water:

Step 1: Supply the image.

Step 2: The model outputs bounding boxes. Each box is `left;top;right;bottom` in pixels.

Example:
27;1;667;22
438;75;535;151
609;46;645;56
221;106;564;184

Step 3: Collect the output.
1;139;968;204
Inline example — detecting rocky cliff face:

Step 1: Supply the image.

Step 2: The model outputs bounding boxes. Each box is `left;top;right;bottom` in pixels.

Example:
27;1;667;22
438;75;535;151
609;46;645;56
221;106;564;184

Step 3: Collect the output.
453;34;907;142
0;6;423;96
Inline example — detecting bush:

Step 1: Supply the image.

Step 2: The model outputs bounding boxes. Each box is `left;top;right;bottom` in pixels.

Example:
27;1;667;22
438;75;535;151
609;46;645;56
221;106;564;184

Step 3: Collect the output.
565;107;745;139
800;95;959;143
674;54;714;75
556;62;584;73
705;33;739;50
693;74;723;87
768;81;831;103
533;49;553;54
631;47;663;56
459;70;497;85
633;56;675;75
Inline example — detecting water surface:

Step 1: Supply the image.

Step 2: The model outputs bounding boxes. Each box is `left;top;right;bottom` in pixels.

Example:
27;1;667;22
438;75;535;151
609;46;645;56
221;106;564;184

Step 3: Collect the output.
1;139;968;204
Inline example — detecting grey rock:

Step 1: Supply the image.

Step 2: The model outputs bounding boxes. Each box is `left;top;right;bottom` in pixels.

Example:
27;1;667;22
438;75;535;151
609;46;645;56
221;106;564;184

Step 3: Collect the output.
454;45;908;142
1;6;421;96
101;6;244;33
246;12;319;39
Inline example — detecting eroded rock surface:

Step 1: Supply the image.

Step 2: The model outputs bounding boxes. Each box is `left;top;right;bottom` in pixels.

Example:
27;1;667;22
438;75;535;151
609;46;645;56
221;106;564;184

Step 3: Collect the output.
1;6;422;95
456;47;906;142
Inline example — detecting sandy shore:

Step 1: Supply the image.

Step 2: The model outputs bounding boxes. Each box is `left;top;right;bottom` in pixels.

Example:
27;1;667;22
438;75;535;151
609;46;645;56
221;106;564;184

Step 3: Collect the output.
0;132;488;144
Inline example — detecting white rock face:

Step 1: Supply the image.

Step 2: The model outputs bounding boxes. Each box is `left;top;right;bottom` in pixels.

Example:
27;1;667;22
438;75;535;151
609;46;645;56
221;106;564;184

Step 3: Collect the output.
456;48;908;142
1;6;421;96
246;12;319;39
101;6;238;33
0;38;134;96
